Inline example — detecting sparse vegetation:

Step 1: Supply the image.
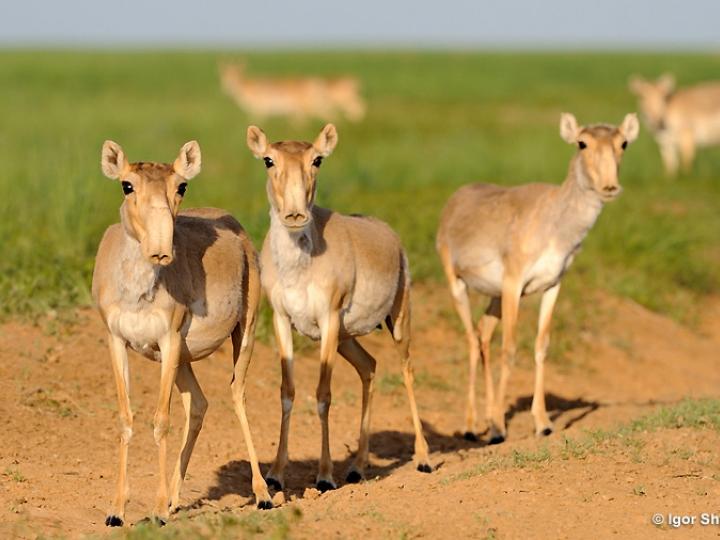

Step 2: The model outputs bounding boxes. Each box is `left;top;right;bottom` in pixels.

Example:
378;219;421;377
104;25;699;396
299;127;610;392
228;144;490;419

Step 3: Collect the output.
3;467;27;483
444;399;720;484
20;387;74;417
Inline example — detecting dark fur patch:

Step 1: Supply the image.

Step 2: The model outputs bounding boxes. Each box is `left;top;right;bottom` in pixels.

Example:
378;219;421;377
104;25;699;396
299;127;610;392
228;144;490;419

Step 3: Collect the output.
272;141;313;154
385;315;394;335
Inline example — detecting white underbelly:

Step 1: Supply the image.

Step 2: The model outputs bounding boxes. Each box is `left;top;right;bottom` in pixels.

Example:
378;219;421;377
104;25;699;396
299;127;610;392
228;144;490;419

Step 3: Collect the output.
107;308;170;359
342;288;395;337
278;282;323;340
459;259;504;297
276;280;392;340
523;250;574;295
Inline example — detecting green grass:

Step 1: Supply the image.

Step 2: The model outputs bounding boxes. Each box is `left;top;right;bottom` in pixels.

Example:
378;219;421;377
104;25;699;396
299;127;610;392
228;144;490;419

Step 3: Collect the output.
1;50;719;323
3;467;27;483
629;397;720;431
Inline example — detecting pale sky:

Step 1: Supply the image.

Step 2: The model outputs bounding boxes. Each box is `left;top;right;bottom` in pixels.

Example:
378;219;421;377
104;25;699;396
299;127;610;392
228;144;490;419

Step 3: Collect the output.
1;0;719;49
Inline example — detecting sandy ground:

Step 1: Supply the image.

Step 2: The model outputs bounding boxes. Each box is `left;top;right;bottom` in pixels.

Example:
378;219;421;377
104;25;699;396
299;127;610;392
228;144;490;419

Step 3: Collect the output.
1;286;719;539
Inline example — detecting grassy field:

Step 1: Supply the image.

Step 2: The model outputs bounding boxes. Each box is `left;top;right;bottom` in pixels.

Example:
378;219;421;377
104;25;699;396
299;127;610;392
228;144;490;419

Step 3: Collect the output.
1;51;719;324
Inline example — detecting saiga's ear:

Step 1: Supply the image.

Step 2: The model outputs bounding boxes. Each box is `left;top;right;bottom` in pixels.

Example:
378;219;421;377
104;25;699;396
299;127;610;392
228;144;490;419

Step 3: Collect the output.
101;140;128;179
313;124;338;157
559;113;580;144
619;113;640;144
247;125;268;158
173;141;202;180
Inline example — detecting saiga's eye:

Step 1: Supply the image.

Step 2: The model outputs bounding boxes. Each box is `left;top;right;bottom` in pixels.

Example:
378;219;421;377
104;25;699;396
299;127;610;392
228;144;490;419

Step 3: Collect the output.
121;181;134;195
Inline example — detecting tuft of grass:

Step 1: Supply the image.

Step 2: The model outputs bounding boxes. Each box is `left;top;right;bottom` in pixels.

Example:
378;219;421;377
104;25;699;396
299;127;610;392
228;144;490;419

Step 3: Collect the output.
442;445;551;484
21;388;74;417
3;467;27;483
510;445;552;468
670;448;695;460
559;435;590;460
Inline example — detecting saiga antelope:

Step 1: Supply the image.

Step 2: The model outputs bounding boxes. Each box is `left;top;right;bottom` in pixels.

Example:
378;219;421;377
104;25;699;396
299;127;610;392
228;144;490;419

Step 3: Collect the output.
92;141;272;526
220;63;366;123
629;74;720;176
247;124;432;491
437;113;639;443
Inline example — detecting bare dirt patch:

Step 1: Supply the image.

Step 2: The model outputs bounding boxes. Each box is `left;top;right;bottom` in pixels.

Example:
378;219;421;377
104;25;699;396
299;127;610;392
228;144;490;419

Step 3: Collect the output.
1;286;719;539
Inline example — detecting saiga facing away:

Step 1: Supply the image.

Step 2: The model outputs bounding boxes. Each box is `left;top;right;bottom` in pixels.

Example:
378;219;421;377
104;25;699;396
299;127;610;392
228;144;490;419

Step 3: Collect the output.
437;113;639;442
247;124;432;492
92;141;272;526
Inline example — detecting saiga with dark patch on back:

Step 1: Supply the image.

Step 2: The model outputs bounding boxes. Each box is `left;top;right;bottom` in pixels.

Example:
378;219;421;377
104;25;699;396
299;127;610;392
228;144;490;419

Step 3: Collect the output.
92;141;272;526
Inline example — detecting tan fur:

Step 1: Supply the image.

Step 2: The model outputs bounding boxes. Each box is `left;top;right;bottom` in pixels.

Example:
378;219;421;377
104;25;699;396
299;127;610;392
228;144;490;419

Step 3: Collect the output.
221;63;365;122
436;113;639;442
630;73;720;175
247;124;431;490
92;141;271;526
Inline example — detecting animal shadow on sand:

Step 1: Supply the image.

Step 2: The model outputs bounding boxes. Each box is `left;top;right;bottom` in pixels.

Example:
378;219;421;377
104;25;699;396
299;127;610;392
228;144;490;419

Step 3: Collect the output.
186;422;487;511
183;394;604;511
505;392;602;431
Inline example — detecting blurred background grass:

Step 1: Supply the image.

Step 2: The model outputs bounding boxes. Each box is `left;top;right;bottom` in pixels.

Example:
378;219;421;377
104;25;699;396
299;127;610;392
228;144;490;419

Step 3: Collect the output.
1;51;719;324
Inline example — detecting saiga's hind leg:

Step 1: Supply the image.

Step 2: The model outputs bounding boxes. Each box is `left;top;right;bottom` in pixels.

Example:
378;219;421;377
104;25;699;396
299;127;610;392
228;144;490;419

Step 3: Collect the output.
479;298;501;442
168;362;208;512
229;260;272;509
489;278;522;444
337;338;377;483
438;243;482;440
389;258;432;472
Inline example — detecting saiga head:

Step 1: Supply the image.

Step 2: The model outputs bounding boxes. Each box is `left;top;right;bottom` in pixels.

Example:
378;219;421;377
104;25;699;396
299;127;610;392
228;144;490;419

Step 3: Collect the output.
628;74;675;132
101;140;201;265
560;112;639;202
247;124;338;231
